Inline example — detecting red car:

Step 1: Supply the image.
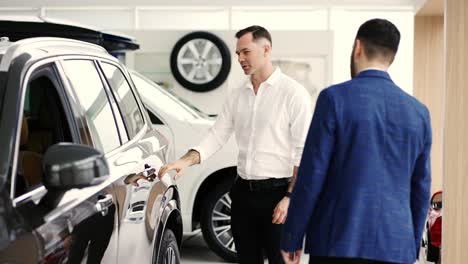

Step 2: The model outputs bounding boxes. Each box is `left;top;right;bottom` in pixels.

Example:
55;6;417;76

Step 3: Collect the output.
424;191;442;263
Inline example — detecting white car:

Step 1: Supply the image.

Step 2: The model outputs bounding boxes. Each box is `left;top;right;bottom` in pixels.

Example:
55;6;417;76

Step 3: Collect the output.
131;71;239;262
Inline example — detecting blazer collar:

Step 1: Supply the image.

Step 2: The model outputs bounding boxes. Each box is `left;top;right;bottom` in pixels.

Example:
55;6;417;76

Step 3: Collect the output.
355;69;392;81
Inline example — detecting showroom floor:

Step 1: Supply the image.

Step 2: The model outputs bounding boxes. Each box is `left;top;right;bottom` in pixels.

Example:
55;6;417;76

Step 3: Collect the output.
180;232;433;264
180;231;308;264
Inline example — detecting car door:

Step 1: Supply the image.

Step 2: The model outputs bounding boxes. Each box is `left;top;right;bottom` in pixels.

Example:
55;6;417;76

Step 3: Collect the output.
0;60;118;264
59;57;173;263
96;60;177;263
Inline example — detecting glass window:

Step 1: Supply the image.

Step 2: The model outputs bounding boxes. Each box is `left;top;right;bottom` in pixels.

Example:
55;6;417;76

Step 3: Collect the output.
130;71;204;121
101;63;145;139
61;60;121;153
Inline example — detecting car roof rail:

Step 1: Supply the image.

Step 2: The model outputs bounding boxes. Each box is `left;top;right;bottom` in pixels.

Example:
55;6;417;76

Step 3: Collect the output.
0;37;108;72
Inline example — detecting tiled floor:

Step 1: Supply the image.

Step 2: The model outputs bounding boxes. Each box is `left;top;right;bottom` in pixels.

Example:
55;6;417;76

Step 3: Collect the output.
180;231;434;264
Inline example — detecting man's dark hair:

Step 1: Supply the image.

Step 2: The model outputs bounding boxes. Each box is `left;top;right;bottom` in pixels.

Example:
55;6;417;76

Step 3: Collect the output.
235;25;272;46
356;19;400;62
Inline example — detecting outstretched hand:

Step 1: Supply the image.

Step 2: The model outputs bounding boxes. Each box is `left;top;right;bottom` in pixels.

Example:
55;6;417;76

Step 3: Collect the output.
158;159;191;180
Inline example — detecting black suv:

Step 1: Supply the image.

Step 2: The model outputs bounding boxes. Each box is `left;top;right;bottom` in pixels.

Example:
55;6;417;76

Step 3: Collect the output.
0;37;182;263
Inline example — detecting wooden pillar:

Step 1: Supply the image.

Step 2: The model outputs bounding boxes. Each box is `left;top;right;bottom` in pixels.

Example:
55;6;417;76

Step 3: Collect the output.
443;0;468;262
413;15;444;194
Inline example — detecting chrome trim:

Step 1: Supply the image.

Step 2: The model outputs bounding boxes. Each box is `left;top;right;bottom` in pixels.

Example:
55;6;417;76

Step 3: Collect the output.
12;185;47;207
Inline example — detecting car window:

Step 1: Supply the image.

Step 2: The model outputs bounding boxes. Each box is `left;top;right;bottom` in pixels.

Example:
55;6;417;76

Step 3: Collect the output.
23;87;30;115
100;63;144;139
14;64;73;198
61;60;121;153
130;71;204;121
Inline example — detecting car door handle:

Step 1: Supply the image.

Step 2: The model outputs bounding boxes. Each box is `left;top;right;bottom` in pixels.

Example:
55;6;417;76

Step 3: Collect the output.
143;164;157;181
95;194;113;216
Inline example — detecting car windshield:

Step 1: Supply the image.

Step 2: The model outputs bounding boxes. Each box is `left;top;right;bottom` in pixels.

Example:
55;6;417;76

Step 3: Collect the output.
130;71;211;119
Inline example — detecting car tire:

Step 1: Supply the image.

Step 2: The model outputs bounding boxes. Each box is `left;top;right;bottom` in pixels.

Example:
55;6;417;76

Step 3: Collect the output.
157;229;180;264
200;178;237;262
170;31;231;92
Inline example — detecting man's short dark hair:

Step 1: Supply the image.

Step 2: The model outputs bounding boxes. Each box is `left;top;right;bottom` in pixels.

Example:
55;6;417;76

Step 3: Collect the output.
235;25;272;46
356;19;400;62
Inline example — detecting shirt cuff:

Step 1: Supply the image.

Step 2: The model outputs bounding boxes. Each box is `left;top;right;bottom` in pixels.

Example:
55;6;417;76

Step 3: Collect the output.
293;153;303;167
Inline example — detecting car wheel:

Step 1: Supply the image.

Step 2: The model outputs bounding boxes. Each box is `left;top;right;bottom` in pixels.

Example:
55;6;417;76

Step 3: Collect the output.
156;229;180;264
200;179;237;262
170;31;231;92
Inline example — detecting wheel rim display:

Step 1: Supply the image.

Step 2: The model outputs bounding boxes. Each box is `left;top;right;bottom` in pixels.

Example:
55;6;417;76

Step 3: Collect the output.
211;192;236;253
176;38;223;85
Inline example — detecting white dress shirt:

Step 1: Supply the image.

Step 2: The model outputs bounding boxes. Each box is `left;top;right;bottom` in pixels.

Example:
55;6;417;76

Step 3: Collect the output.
193;68;312;180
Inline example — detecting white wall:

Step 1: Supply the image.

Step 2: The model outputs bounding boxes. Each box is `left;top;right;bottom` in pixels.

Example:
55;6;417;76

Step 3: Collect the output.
0;5;415;109
330;9;414;94
124;30;333;114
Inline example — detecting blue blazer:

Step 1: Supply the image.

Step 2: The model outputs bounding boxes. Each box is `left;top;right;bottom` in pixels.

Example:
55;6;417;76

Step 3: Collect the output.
281;70;432;264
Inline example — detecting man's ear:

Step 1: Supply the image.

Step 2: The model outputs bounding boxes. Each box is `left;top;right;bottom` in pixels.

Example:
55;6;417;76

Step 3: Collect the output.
354;39;363;57
264;43;271;57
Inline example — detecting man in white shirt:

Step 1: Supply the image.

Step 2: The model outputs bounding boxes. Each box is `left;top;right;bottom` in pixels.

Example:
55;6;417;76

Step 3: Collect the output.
158;25;312;263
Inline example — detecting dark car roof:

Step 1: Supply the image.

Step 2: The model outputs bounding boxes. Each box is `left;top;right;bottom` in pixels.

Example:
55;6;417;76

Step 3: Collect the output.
0;17;139;52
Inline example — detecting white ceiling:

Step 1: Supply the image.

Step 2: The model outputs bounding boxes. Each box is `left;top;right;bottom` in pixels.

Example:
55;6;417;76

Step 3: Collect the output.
1;0;420;8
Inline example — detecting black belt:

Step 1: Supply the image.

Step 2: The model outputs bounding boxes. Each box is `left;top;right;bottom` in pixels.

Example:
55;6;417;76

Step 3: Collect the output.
235;176;291;192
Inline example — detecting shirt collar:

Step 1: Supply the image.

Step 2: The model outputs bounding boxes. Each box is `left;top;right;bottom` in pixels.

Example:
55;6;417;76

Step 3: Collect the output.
245;67;282;90
355;68;392;81
360;67;387;73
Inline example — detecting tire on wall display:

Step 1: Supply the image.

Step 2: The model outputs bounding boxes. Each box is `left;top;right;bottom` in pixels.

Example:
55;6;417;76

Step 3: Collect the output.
170;31;231;92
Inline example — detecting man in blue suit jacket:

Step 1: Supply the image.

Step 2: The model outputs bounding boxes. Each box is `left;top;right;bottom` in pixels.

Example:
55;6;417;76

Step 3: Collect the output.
281;19;432;264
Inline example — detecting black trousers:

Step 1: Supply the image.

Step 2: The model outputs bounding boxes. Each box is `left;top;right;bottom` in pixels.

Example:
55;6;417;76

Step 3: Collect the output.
230;178;288;264
309;256;401;264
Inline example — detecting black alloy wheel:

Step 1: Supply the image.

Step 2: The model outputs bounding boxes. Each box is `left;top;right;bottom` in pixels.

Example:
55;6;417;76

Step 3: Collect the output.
200;179;237;262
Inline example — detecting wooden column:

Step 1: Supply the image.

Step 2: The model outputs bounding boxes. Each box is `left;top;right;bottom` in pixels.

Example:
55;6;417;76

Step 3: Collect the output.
413;15;444;194
443;0;468;262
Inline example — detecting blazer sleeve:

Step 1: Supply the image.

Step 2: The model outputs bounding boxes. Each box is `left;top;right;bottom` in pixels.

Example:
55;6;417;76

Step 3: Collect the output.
281;89;336;252
410;109;432;256
410;108;432;257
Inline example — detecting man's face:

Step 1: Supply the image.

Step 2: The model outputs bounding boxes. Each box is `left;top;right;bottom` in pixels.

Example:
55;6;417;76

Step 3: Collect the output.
235;33;267;75
350;41;357;79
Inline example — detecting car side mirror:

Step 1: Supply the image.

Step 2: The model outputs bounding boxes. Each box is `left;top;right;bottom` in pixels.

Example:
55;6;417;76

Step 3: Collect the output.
43;143;109;190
